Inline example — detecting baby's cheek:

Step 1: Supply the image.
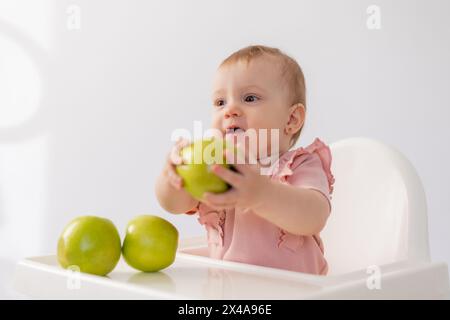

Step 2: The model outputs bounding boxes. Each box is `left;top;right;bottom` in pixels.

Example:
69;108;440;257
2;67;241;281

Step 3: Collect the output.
211;115;222;128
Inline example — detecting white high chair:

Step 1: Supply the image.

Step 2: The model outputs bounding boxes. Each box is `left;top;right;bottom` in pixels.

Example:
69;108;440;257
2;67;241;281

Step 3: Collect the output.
324;136;429;274
13;137;450;299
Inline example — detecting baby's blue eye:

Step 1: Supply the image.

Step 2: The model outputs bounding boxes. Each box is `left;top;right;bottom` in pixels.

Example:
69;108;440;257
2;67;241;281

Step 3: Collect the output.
245;95;259;102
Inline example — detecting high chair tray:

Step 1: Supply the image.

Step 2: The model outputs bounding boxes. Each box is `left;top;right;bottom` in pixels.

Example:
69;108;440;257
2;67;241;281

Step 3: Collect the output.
13;237;450;299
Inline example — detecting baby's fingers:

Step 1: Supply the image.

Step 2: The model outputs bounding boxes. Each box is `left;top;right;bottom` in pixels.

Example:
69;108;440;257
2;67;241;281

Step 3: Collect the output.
176;137;191;149
167;163;183;190
170;138;191;165
170;149;183;165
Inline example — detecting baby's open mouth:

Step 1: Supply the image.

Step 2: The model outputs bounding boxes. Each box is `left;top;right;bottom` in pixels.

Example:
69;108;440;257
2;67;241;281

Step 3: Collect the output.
225;125;246;135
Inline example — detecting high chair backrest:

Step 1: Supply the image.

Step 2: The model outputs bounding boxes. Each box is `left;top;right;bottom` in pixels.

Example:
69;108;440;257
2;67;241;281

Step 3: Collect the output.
321;137;430;275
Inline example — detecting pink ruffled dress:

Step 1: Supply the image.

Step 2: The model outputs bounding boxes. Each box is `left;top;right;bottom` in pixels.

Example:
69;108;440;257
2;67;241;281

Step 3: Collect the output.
185;138;335;275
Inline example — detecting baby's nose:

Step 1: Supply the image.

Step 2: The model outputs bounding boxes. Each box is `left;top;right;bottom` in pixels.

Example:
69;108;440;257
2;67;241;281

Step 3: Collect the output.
224;103;242;118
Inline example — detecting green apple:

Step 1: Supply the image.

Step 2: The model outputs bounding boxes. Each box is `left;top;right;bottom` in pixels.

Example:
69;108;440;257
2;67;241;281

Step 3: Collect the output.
122;215;178;272
57;216;121;276
175;138;237;200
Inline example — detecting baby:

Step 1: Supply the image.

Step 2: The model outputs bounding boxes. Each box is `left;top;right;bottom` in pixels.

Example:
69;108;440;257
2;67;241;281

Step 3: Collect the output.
155;45;335;275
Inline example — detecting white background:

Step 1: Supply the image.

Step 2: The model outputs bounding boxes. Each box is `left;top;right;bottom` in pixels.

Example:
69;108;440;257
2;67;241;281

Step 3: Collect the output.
0;0;449;298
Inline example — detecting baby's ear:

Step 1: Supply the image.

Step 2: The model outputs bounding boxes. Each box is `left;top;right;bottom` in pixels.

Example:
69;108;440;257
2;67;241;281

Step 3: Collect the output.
285;103;305;134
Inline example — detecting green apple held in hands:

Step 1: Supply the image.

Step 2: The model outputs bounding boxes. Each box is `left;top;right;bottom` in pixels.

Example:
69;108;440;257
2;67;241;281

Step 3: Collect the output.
57;216;121;276
122;215;178;272
175;138;238;201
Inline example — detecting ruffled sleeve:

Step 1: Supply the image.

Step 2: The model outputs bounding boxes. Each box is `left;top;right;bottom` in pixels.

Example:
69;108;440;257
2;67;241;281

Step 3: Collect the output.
273;137;335;207
185;202;226;249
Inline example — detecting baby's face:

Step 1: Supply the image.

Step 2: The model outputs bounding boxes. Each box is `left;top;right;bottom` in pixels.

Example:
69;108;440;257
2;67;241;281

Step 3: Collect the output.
211;55;292;158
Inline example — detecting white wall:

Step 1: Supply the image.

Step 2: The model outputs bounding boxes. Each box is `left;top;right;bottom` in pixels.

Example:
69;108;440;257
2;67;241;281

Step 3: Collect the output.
1;0;449;294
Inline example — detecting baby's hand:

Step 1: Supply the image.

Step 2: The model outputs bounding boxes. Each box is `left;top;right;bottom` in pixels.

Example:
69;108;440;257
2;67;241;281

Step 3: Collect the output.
164;138;191;190
201;144;271;211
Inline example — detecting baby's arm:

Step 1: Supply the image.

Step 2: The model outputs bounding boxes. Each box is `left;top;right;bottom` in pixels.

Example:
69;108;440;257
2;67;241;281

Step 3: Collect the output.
252;181;330;236
154;140;199;214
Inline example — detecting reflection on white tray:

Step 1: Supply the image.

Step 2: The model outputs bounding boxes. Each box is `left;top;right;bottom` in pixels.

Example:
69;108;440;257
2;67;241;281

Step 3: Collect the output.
13;236;450;299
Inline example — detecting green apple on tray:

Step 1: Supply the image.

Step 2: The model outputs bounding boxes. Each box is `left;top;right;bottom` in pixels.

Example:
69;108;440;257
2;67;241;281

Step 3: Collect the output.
57;215;178;276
